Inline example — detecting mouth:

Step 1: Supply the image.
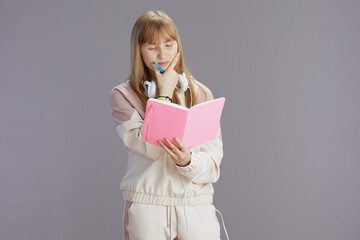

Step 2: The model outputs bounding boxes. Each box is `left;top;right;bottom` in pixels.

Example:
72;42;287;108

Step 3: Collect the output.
158;62;169;66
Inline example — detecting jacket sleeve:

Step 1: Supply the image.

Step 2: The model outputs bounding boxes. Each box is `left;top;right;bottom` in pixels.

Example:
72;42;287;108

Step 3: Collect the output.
176;126;223;184
109;88;163;161
175;86;224;184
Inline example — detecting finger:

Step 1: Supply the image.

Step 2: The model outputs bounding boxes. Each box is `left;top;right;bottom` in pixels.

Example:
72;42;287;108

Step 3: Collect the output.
174;138;186;151
167;52;180;71
159;140;177;157
165;138;180;153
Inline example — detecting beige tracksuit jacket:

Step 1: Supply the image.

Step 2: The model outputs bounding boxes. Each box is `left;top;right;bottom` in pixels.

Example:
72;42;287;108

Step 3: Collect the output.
109;79;223;206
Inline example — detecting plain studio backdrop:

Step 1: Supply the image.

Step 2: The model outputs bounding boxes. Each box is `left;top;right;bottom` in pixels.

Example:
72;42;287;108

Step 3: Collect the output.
1;0;359;239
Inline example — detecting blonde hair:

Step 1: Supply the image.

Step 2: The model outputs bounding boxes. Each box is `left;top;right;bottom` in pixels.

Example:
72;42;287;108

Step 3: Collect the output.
127;10;206;109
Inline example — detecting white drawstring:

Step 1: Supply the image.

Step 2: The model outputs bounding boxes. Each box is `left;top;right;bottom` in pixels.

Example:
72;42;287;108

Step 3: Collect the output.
181;176;229;240
215;208;230;240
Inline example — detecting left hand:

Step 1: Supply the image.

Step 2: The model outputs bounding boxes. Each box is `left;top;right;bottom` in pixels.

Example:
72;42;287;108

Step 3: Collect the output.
154;52;180;97
159;138;192;167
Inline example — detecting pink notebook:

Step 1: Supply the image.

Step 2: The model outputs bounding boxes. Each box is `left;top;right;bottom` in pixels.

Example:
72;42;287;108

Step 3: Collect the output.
142;97;225;148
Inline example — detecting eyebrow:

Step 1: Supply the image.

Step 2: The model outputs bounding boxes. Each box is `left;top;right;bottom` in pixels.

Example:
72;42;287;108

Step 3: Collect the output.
145;40;175;46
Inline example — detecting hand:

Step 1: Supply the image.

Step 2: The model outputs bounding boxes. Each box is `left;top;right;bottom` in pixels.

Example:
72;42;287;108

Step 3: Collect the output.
159;137;192;167
152;52;180;97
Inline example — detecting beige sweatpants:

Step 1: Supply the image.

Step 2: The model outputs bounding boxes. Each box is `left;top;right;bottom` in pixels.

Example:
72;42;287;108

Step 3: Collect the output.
123;201;221;240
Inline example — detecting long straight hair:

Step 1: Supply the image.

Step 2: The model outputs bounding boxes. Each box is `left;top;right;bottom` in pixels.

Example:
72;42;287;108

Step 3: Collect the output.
127;10;207;109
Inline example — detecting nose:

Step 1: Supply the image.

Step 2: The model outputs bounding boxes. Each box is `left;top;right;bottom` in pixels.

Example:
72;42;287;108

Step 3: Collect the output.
157;46;166;59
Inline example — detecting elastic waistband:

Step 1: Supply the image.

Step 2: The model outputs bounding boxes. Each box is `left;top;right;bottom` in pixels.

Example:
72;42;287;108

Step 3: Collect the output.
122;190;213;206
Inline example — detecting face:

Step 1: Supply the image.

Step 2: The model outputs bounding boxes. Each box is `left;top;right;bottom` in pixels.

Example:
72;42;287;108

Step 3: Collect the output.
140;35;178;76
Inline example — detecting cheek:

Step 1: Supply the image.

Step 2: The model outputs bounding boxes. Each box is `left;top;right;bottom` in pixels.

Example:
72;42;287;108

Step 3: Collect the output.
171;44;178;56
141;50;153;68
169;48;177;58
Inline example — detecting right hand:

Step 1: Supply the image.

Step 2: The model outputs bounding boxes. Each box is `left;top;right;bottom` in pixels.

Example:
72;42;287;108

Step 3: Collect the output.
152;52;180;97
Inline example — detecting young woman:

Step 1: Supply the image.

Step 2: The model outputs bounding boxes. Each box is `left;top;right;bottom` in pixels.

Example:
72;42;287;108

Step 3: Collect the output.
109;10;226;240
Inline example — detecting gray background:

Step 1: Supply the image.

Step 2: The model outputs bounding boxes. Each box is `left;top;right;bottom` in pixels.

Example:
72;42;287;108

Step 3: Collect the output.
1;0;359;239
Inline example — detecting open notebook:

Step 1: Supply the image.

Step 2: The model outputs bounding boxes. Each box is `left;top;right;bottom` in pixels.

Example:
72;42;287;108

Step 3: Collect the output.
142;97;225;148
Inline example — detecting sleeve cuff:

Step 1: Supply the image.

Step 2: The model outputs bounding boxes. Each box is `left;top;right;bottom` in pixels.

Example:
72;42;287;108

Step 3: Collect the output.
175;152;201;174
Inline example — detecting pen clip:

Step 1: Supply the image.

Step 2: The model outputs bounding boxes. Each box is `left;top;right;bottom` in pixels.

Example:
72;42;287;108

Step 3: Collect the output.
153;61;164;74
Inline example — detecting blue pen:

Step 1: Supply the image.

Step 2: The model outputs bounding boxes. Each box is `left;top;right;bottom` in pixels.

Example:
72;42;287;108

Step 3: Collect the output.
153;61;164;74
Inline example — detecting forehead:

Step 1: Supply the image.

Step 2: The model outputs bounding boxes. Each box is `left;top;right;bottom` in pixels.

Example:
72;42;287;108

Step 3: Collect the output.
140;24;176;44
144;34;175;45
